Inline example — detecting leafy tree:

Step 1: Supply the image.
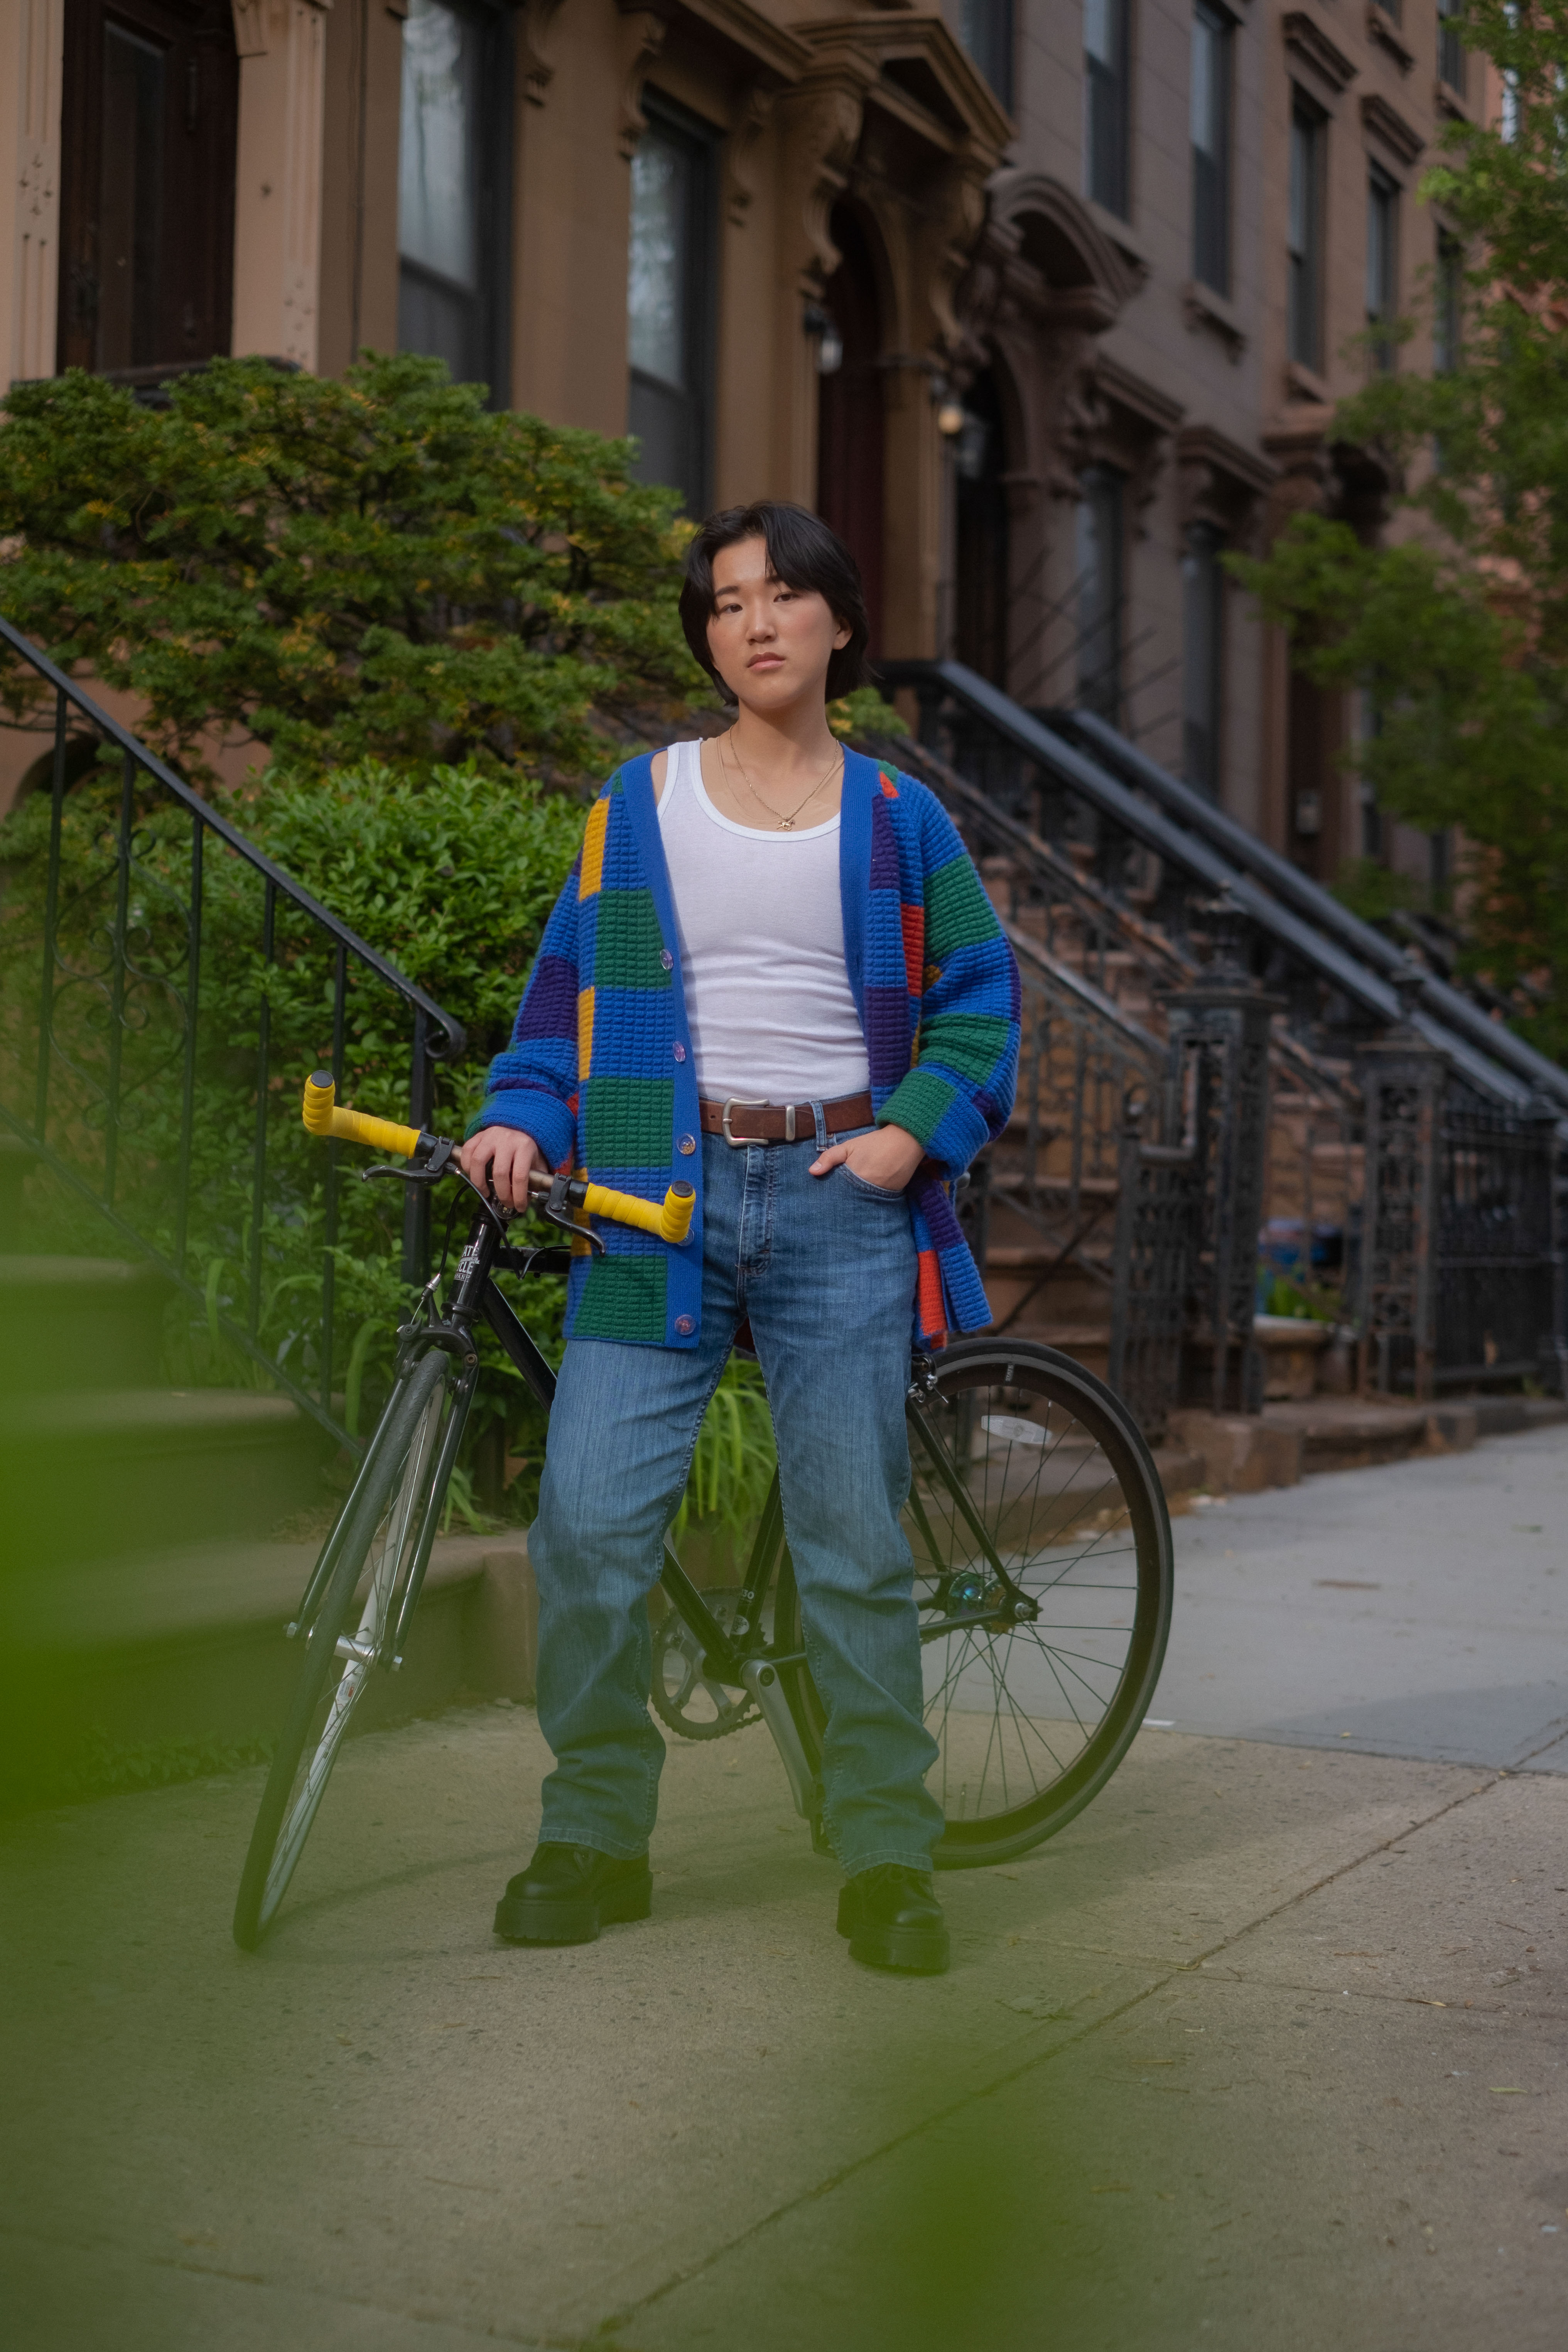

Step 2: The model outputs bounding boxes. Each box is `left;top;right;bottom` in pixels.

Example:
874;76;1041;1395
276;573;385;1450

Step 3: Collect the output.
1231;1;1568;1057
0;353;702;786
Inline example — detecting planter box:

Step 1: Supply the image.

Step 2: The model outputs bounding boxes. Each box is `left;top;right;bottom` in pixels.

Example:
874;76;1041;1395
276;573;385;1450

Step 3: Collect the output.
1252;1313;1333;1401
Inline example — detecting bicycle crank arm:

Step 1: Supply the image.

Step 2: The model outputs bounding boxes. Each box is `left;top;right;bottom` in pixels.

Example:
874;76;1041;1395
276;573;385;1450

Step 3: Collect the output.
740;1660;824;1823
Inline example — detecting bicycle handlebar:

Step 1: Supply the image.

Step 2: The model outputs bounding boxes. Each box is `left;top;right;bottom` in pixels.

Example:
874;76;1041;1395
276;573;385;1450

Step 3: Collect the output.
301;1073;696;1247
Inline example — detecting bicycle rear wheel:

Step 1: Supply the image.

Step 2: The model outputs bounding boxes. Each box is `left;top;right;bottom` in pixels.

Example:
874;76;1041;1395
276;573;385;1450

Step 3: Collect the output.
233;1350;452;1949
775;1338;1173;1867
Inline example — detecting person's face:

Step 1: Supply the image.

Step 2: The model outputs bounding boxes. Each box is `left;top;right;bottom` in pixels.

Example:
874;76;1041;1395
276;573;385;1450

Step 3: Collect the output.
704;535;851;714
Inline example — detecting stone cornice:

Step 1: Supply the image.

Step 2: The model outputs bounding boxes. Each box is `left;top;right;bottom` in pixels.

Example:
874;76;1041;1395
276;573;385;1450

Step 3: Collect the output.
1361;91;1425;167
623;0;812;87
795;13;1013;163
1282;10;1357;98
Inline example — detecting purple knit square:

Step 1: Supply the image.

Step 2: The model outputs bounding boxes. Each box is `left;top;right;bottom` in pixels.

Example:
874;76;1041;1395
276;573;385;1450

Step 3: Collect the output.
862;984;914;1088
869;794;901;890
513;952;577;1042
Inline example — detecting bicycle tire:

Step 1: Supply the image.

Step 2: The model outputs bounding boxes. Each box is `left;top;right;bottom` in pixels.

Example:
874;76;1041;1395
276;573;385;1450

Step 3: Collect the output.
773;1338;1173;1869
233;1350;451;1949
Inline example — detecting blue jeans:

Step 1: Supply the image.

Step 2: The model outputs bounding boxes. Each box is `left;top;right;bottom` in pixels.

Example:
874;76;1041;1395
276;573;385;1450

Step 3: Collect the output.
528;1129;944;1876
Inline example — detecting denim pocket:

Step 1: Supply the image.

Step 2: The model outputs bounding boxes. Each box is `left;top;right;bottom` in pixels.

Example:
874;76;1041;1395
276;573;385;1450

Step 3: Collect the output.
841;1166;907;1202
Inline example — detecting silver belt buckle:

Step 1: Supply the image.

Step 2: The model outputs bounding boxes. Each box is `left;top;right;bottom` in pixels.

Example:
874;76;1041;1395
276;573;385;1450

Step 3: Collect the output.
721;1096;769;1146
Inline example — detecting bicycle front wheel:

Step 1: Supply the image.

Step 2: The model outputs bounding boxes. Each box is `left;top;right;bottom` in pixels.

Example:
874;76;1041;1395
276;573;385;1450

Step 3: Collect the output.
233;1350;452;1948
775;1338;1173;1867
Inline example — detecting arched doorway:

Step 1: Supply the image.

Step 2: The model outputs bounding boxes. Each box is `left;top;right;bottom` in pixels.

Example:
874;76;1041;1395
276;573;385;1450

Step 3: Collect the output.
816;206;884;653
954;366;1010;687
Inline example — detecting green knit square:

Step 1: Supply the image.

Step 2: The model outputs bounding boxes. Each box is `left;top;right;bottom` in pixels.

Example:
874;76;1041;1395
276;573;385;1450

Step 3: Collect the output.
582;1077;673;1167
594;890;670;990
925;853;999;957
573;1254;668;1341
879;1067;958;1145
920;1013;1013;1086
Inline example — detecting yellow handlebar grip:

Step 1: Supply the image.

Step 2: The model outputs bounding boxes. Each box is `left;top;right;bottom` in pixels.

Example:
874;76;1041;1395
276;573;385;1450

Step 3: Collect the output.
581;1178;696;1245
301;1071;422;1160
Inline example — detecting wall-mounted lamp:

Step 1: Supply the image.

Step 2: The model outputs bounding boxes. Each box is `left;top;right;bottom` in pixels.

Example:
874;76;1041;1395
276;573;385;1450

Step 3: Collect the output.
930;372;965;437
803;302;843;375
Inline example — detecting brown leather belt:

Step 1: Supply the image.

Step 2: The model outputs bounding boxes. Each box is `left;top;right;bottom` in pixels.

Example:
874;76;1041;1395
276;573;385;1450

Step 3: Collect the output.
698;1091;875;1146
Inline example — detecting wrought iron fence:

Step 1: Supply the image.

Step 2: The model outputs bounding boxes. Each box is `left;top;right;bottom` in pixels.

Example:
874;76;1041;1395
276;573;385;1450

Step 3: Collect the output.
0;615;465;1447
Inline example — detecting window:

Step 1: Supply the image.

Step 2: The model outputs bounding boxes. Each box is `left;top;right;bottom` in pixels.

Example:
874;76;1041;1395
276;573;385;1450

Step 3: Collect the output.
1191;3;1232;295
1075;466;1125;721
1367;165;1399;373
57;0;239;377
1438;0;1465;96
1288;95;1324;372
626;97;717;516
1435;230;1463;373
960;0;1014;110
1181;524;1224;797
1372;0;1400;20
398;0;511;395
1085;0;1131;218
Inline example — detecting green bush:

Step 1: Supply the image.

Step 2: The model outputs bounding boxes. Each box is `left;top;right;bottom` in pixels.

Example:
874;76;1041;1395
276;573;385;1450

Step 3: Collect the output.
0;353;704;787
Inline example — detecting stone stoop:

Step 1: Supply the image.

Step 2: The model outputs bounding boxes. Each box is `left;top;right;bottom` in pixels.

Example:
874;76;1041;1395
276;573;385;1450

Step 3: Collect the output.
0;1533;538;1791
1166;1393;1568;1494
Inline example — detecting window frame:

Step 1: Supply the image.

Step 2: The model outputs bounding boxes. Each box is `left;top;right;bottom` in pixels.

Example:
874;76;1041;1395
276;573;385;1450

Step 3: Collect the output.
1438;0;1466;98
1190;0;1233;296
1366;162;1400;374
625;88;720;519
1085;0;1132;220
1287;90;1326;374
1181;521;1225;799
1075;463;1127;724
960;0;1015;112
396;0;513;403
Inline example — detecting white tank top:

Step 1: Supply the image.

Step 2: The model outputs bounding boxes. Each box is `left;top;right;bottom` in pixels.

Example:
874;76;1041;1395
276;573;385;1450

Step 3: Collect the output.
655;738;871;1103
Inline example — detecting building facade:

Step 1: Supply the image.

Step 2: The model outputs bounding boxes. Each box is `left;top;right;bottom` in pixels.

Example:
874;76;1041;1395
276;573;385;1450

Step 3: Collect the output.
0;0;1487;879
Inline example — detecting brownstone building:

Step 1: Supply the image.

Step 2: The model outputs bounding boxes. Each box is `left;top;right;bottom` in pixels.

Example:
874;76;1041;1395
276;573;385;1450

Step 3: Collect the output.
0;0;1489;879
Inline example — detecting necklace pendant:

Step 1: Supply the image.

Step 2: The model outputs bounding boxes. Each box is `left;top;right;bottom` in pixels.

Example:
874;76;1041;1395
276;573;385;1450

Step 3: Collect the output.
780;817;795;830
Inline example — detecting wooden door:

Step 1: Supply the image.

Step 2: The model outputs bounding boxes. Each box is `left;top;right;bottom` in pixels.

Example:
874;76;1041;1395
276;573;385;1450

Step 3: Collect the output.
58;0;238;378
817;207;885;654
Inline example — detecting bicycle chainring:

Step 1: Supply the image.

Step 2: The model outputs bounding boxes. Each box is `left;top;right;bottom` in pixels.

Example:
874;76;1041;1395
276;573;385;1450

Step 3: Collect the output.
648;1590;761;1741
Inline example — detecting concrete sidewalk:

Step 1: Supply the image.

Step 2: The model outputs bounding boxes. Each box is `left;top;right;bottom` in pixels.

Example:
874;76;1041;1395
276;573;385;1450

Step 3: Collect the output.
3;1438;1567;2350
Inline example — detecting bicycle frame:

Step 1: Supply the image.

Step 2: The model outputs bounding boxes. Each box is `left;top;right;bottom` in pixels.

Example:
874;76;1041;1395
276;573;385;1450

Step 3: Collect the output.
284;1184;1041;1824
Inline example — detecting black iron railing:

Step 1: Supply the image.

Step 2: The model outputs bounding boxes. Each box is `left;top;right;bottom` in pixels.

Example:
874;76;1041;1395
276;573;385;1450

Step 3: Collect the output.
0;615;466;1446
875;662;1568;1419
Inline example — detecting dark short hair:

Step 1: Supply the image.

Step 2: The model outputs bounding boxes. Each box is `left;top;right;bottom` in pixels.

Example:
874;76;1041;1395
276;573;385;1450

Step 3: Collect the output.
679;501;871;705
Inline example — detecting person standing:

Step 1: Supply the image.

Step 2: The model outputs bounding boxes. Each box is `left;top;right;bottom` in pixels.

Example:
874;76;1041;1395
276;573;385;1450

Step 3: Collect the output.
460;502;1019;1974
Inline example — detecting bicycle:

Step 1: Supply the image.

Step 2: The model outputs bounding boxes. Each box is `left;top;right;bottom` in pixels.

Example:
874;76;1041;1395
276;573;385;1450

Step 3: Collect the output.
232;1072;1175;1949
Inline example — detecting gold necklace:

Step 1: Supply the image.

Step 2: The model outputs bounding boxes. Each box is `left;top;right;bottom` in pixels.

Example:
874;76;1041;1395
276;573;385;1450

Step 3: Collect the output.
722;731;843;830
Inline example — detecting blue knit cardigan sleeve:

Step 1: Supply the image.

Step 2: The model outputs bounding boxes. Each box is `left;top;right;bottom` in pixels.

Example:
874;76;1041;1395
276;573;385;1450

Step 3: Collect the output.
468;848;583;1173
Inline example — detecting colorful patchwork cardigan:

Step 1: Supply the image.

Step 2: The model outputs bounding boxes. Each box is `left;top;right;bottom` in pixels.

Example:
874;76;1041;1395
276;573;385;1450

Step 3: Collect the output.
471;747;1020;1350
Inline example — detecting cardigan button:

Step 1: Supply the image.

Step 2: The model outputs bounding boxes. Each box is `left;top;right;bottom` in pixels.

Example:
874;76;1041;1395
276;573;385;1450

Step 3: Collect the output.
674;1315;695;1336
672;1041;686;1062
659;948;673;969
676;1133;696;1155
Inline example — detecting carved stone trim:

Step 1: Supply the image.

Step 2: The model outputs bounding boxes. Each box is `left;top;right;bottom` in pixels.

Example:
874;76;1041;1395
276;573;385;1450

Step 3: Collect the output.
519;0;568;107
1282;11;1357;98
1365;3;1414;73
724;81;775;226
779;68;870;292
1176;422;1277;539
1361;92;1425;167
986;168;1142;314
231;0;268;54
615;5;668;160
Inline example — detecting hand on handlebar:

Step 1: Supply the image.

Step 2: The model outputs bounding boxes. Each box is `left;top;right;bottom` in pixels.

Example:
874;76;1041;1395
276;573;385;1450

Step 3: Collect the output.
459;1125;540;1211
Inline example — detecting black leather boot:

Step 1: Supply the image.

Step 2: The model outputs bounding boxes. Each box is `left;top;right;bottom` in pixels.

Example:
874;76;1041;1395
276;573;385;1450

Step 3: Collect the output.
493;1843;652;1945
837;1863;950;1974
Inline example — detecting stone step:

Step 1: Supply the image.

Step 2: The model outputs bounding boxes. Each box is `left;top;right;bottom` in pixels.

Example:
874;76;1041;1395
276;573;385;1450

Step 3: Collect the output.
0;1532;538;1791
0;1387;333;1569
0;1255;169;1395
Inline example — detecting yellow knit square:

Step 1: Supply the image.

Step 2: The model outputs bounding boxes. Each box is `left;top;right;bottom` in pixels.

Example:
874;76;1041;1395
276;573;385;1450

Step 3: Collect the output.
577;985;595;1079
579;797;609;899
